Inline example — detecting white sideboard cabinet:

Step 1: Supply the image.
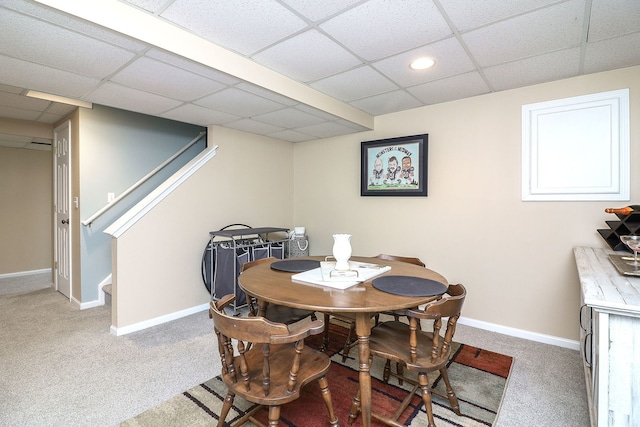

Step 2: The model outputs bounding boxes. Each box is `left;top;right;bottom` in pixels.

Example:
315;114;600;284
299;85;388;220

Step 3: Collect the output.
574;247;640;427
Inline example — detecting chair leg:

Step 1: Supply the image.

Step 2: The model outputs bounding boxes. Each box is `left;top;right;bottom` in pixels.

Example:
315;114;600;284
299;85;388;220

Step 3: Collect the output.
267;405;281;427
347;388;361;425
321;313;330;351
317;375;339;427
383;359;391;383
341;321;356;362
217;391;235;427
439;367;461;415
418;372;436;427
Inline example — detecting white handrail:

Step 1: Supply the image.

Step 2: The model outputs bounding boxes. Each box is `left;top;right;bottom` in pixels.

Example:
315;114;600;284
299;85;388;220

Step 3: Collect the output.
82;131;206;227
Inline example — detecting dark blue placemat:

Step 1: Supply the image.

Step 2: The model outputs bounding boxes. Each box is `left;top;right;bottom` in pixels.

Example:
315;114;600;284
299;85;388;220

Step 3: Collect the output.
270;259;320;273
372;276;447;297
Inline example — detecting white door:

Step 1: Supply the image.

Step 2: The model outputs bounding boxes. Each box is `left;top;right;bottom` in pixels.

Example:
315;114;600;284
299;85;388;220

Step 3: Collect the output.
54;121;71;299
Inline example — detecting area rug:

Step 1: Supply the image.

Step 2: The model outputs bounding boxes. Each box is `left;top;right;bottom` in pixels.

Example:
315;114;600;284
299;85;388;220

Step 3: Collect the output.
119;323;513;426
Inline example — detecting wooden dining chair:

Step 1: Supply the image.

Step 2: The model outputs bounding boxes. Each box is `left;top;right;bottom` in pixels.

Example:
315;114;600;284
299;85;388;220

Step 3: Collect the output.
347;284;467;427
211;294;339;427
241;257;317;324
324;254;426;361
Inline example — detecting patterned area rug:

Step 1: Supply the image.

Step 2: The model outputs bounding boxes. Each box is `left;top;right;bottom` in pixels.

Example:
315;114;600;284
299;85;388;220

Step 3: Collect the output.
119;323;513;426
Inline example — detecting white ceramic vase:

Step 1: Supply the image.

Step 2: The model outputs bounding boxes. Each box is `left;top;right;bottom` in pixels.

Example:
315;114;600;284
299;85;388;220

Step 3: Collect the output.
332;234;352;271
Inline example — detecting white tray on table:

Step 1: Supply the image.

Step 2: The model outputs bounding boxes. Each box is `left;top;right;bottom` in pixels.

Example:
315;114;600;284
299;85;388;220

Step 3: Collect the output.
291;261;391;289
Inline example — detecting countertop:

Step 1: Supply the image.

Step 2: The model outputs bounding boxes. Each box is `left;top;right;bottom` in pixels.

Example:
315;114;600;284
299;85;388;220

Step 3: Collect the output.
574;246;640;315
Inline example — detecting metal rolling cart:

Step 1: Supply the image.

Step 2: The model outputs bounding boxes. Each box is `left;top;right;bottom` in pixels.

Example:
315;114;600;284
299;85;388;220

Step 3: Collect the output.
202;225;288;312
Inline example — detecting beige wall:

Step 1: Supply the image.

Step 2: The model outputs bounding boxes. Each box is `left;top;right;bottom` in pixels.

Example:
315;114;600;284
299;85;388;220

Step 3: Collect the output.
0;146;52;275
112;127;294;328
294;66;640;342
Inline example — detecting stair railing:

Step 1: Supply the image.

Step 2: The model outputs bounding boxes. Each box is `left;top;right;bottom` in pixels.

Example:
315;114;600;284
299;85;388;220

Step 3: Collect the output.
82;131;206;227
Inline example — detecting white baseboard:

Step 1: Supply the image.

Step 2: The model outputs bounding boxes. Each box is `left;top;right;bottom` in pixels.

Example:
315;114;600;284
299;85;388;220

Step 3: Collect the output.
110;302;210;336
79;299;103;310
458;316;580;351
0;268;51;279
97;274;112;306
74;275;113;309
105;303;580;350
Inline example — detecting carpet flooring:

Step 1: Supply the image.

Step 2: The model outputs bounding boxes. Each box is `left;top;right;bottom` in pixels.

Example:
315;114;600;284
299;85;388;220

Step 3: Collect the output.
119;324;513;426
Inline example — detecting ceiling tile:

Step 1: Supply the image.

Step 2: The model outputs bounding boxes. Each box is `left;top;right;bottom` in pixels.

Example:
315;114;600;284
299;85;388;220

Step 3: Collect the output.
160;103;240;126
320;0;452;61
2;0;640;147
484;48;581;91
2;0;148;51
224;118;285;135
583;32;640;74
588;0;640;41
267;129;315;143
333;118;371;132
295;103;343;121
0;133;32;149
372;37;476;87
253;107;326;128
311;66;398;102
408;72;490;105
462;0;585;67
194;87;285;117
235;82;299;106
160;0;307;55
280;0;362;22
0;9;136;78
0;84;23;95
296;121;360;139
0;55;101;98
87;82;183;115
0;91;50;111
37;112;66;124
46;103;77;116
252;29;362;83
441;0;561;32
110;57;225;101
145;49;242;86
122;0;169;13
350;90;423;116
0;106;41;121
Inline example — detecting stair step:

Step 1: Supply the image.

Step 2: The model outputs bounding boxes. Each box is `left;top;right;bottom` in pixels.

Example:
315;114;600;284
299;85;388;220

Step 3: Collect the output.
103;284;112;295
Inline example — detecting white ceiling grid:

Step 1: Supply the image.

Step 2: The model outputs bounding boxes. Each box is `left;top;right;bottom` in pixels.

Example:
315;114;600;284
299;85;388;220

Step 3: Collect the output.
0;0;638;149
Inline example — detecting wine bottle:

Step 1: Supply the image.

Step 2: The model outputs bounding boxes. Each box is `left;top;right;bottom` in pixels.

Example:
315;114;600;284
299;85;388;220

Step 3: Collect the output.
605;206;640;215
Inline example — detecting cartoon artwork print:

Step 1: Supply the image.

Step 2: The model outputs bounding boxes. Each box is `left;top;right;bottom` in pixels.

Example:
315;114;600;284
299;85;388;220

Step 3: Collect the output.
369;157;384;186
400;156;416;185
367;142;420;190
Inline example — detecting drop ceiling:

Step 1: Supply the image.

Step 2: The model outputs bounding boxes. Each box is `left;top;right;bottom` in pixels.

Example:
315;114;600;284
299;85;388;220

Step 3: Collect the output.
0;0;639;149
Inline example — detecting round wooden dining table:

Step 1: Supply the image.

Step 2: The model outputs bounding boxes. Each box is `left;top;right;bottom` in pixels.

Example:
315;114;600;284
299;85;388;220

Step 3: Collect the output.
238;256;449;427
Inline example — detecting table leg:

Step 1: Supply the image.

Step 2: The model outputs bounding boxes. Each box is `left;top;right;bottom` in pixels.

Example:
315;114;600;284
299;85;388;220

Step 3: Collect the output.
355;313;372;427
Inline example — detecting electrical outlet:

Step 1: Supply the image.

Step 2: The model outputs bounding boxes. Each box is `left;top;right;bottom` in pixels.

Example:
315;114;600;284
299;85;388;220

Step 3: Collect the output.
107;192;115;202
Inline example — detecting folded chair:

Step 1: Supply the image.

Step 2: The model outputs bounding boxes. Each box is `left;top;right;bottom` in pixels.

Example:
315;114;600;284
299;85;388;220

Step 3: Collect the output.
210;294;339;427
348;284;467;427
241;257;317;324
324;254;426;361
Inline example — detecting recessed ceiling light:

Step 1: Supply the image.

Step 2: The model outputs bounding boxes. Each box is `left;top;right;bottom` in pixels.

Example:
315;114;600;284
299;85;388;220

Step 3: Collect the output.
410;57;436;70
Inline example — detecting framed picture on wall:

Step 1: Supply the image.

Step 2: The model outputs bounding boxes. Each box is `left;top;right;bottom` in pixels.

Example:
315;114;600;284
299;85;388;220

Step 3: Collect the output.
361;134;428;197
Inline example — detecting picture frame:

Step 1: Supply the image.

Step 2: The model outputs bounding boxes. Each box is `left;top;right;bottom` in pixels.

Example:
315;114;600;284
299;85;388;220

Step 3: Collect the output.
361;134;428;197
